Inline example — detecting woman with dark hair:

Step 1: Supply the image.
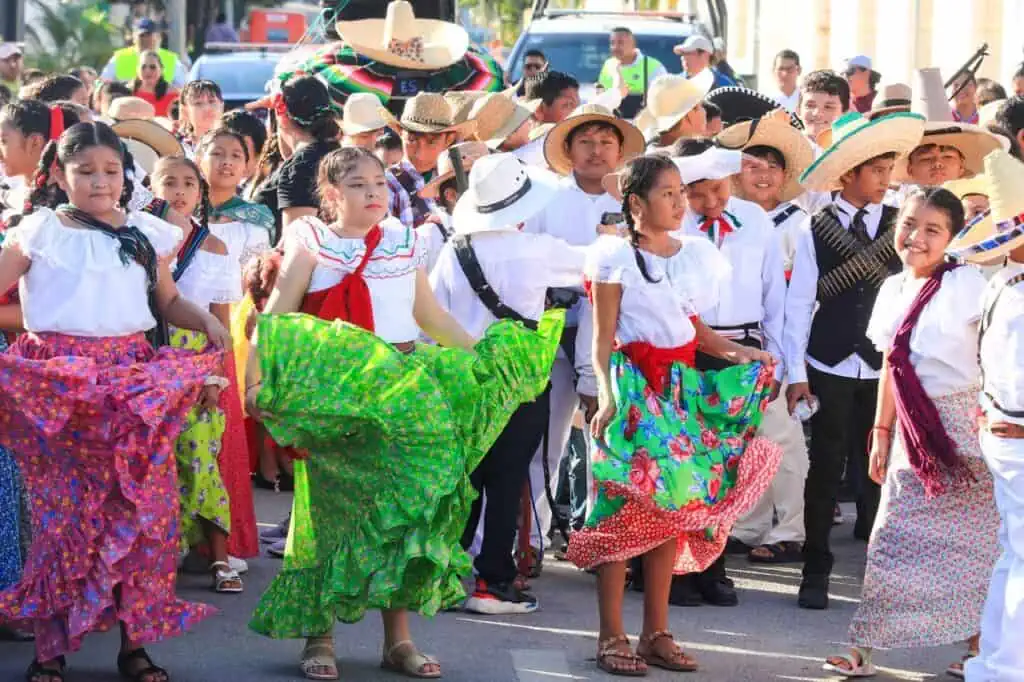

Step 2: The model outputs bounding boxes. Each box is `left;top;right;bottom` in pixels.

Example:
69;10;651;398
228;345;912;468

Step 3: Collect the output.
132;50;178;118
19;74;88;108
823;187;1000;679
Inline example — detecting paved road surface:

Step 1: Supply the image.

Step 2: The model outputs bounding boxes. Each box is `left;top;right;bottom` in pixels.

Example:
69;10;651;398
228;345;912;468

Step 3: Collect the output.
0;494;965;681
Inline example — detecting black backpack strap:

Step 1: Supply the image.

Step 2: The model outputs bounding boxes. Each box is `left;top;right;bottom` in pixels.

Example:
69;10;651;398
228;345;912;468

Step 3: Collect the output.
452;235;537;330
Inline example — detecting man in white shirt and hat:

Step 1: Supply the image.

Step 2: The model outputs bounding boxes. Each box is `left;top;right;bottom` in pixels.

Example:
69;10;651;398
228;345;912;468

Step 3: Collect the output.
431;153;587;614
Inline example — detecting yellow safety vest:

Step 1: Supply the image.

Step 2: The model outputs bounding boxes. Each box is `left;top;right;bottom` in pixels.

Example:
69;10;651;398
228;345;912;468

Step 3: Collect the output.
111;47;179;82
598;55;661;95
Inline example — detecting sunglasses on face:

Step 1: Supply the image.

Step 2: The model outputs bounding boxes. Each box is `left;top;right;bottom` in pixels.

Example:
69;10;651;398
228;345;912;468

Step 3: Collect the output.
845;67;867;76
524;63;544;71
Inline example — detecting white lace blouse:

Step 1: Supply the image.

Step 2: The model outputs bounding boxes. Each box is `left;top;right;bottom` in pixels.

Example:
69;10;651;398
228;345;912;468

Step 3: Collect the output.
288;216;427;344
4;208;182;336
866;265;987;397
173;232;243;312
210;219;272;278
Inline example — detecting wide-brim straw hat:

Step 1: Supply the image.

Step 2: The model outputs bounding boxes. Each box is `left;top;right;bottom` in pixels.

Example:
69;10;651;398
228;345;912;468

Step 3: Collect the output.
944;174;989;199
633;70;714;137
800;111;926;191
342;92;388;136
543;104;645;176
893;67;1005;183
419;141;490;199
108;96;156;122
445;90;490;125
866;82;913;119
716;109;815;202
947;149;1024;263
380;92;476;136
334;0;470;71
452;152;561;233
704;86;805;130
112;119;184;175
467;92;534;150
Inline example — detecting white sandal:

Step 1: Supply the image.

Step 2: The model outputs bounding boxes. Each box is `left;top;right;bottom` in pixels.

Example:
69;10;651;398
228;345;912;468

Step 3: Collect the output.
301;637;339;681
822;647;877;678
381;640;441;679
210;561;244;594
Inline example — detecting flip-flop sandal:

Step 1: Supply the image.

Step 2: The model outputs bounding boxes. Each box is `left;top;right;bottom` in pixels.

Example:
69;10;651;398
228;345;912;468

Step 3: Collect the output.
822;648;877;678
596;635;648;677
638;630;699;672
301;638;339;681
211;561;244;594
749;541;803;564
945;651;978;679
26;656;66;682
381;640;441;679
117;648;169;682
725;537;753;555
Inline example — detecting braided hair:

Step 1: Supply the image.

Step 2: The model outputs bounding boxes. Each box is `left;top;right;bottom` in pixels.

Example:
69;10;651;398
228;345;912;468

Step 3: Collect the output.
617;154;678;284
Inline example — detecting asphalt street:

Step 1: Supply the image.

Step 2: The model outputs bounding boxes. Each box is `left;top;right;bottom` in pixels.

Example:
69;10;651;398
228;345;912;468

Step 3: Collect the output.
0;493;966;682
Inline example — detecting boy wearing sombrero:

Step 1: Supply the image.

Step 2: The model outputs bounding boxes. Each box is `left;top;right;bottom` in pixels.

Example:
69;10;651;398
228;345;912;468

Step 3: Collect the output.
952;150;1024;682
381;92;475;229
416;141;489;272
716;111;816;566
785;110;926;609
634;71;714;150
340;93;389;150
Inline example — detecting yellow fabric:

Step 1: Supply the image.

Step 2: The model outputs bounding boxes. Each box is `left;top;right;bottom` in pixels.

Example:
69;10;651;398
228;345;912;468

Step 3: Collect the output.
598;55;660;95
231;296;256;405
112;47;178;82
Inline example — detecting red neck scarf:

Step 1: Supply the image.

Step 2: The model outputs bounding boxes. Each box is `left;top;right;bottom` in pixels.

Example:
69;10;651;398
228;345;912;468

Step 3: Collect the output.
304;224;383;331
700;216;732;243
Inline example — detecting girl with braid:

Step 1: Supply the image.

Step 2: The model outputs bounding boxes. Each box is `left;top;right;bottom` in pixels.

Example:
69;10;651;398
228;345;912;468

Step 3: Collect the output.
149;155;248;593
0;121;230;682
567;154;781;677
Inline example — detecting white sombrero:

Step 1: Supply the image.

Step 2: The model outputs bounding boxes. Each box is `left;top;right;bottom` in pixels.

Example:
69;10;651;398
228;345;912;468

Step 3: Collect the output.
633;70;714;139
335;0;470;71
112;119;184;175
947;149;1024;263
543;103;645;176
452;152;560;233
716;109;815;202
799;111;926;191
893;67;1005;183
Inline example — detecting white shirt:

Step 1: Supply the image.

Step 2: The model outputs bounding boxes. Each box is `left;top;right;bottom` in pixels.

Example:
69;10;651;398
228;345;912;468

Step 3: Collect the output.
526;174;622;248
174;244;242;312
5;208;181;336
513;133;549;169
676;197;787;377
210;219;272;279
769;201;808;276
415;211;452;274
430;230;586;339
979;261;1024;425
773;88;800;113
785;196;888;383
288;216;426;344
866;266;986;397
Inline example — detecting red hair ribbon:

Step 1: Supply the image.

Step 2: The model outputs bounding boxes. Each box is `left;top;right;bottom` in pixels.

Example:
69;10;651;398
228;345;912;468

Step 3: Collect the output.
49;106;65;141
271;93;289;122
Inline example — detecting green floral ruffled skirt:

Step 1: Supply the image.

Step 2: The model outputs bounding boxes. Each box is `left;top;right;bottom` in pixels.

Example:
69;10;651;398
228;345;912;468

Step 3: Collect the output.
249;310;563;638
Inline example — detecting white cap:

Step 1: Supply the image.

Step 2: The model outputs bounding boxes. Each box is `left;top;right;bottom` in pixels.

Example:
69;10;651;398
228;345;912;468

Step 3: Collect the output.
0;43;23;60
844;55;872;71
674;35;714;55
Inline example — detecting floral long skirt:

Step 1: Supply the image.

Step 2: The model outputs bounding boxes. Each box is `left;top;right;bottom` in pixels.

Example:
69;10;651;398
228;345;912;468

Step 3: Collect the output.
566;354;781;574
0;332;222;660
249;310;563;638
848;389;1000;648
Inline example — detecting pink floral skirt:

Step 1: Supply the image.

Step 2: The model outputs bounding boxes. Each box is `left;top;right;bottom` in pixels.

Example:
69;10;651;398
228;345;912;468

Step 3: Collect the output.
0;332;223;661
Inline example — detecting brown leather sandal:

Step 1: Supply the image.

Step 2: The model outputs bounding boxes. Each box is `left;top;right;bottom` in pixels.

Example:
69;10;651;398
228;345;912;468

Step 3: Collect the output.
597;635;648;677
637;630;699;672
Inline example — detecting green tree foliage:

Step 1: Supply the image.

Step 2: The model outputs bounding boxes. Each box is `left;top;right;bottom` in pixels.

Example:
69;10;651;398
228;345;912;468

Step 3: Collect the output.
25;0;121;72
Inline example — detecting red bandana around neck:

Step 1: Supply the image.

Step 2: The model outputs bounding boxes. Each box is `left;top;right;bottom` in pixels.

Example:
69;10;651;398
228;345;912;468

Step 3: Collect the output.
699;215;732;242
315;224;383;332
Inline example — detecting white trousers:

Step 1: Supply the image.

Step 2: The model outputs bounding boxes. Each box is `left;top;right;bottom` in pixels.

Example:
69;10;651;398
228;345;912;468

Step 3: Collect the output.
730;390;810;546
966;432;1024;682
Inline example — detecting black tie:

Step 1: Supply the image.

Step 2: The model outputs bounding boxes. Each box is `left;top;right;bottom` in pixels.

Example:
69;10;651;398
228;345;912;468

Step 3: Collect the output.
850;208;872;245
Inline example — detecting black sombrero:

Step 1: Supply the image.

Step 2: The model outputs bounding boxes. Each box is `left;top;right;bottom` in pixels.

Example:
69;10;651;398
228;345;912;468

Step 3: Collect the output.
704;86;804;131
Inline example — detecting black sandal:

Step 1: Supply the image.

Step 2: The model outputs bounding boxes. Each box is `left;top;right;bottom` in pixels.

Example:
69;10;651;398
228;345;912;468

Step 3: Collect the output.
748;541;803;564
117;648;169;682
26;656;66;682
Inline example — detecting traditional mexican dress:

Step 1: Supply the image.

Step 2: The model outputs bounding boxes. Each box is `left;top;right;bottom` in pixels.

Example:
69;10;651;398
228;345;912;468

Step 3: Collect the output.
0;208;221;660
248;216;563;637
849;265;1000;648
171;221;244;549
566;236;781;573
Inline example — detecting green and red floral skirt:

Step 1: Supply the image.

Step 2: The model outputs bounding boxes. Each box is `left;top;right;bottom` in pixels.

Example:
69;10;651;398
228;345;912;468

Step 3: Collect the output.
566;353;781;573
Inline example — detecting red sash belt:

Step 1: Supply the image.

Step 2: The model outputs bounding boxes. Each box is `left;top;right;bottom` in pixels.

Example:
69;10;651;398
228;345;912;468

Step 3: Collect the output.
617;340;696;394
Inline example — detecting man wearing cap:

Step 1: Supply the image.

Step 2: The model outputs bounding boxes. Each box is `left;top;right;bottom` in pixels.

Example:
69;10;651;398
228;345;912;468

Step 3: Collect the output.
431;152;585;614
0;44;23;98
844;56;879;114
101;19;188;88
674;35;736;91
598;27;667;120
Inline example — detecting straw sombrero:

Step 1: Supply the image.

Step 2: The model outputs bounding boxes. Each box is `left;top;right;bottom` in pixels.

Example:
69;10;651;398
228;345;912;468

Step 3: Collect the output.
108;96;156;122
716;109;815;202
467;92;534;150
543;104;645;176
893;67;1004;183
380;92;476;136
866;82;912;119
112;119;183;175
419;141;489;199
334;0;470;71
944;174;989;199
799;111;926;191
703;86;804;130
947;149;1024;263
444;90;489;124
633;70;714;139
341;92;388;136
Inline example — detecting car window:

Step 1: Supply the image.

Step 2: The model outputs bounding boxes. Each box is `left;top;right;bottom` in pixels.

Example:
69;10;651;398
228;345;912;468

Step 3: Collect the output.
508;31;686;84
192;57;280;97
